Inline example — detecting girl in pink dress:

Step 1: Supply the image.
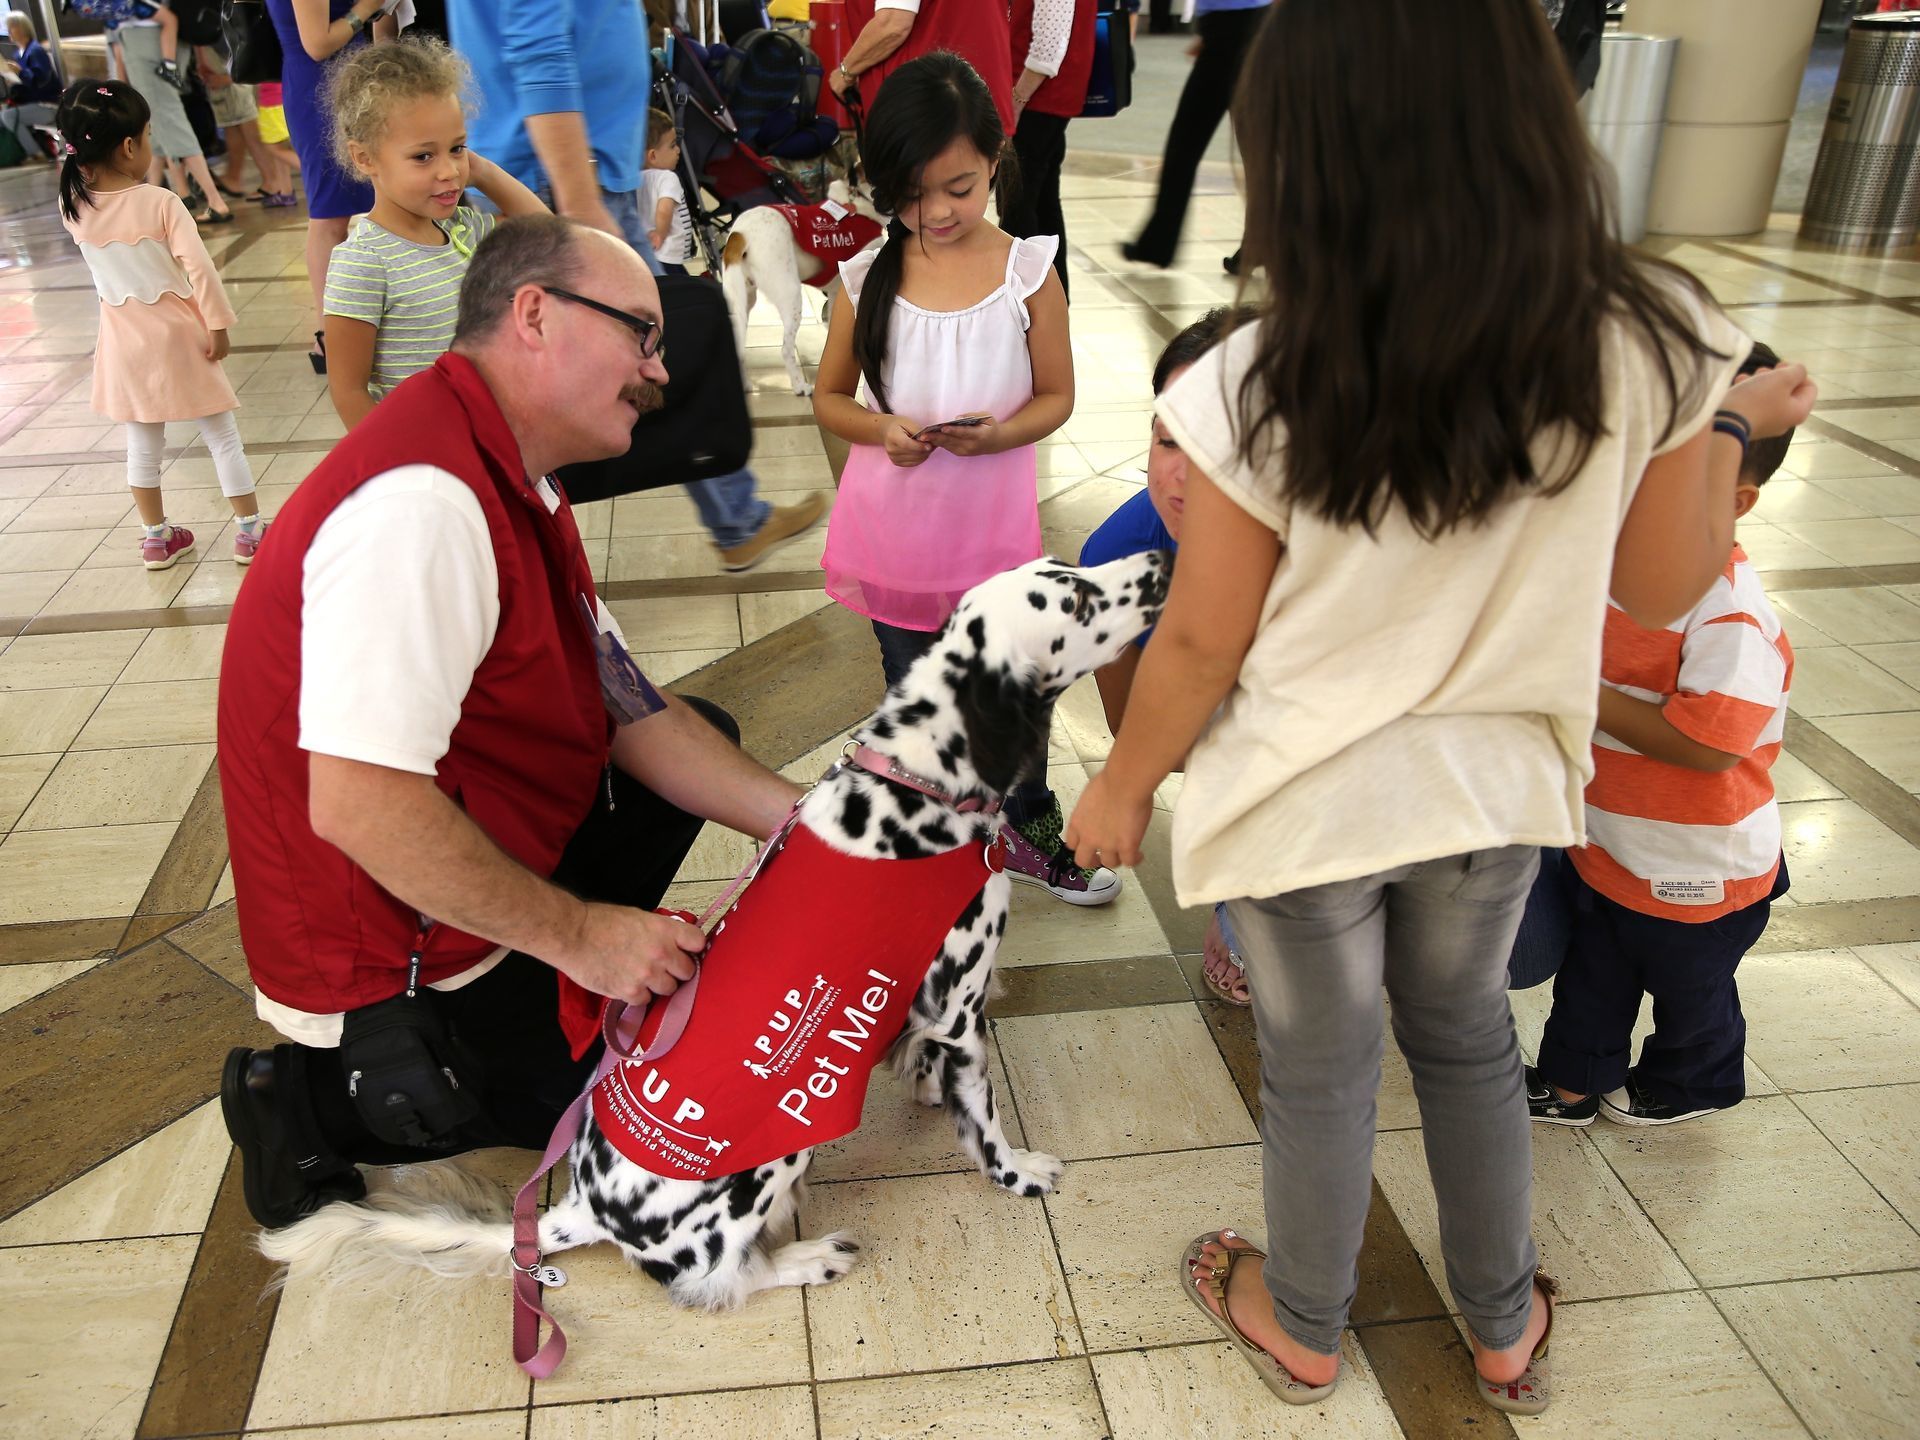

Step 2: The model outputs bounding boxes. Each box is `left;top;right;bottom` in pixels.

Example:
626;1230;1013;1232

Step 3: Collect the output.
813;53;1118;908
57;80;266;569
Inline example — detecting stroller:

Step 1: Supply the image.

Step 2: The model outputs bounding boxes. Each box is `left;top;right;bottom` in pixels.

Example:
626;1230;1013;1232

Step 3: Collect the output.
657;26;807;275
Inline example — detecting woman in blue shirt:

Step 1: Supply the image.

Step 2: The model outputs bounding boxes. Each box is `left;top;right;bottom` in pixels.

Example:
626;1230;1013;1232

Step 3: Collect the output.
1;12;62;160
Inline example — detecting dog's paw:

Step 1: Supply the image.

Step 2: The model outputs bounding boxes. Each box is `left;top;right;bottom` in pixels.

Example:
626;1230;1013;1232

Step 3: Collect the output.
992;1148;1064;1198
790;378;814;398
770;1231;862;1288
912;1068;943;1108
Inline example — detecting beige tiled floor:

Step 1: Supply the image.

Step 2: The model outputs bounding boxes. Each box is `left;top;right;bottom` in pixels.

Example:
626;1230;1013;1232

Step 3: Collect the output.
1;149;1918;1440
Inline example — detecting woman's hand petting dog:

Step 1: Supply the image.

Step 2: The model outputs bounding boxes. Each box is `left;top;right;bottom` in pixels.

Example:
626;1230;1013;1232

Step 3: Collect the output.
557;903;705;1003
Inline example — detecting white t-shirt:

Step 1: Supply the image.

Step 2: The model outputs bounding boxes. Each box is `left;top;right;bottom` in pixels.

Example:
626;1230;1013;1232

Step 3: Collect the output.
256;464;626;1047
1155;281;1750;907
641;168;693;264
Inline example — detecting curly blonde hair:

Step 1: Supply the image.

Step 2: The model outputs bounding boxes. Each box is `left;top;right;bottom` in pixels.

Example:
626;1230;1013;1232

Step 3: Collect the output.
325;35;474;173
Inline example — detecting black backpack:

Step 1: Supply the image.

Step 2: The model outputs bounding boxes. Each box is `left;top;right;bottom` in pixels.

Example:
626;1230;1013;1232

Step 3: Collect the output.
176;0;224;45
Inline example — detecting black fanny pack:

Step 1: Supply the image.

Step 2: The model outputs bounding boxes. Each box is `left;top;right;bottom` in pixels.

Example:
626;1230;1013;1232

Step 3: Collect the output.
339;992;482;1149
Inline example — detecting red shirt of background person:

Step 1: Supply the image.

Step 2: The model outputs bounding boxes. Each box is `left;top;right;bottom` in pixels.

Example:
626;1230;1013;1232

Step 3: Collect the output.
1009;0;1096;120
828;0;1015;131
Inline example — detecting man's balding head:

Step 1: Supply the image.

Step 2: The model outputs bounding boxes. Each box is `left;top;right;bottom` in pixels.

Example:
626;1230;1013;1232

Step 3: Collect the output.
452;217;670;473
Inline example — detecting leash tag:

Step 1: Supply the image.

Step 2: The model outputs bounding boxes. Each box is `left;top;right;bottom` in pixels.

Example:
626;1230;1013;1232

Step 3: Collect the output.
533;1264;567;1288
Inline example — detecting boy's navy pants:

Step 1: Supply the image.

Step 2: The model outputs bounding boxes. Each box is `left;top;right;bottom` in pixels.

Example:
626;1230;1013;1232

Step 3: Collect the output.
1530;851;1787;1110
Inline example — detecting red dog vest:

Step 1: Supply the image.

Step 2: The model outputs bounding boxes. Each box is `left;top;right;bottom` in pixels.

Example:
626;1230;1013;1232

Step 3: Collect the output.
772;201;885;287
586;824;998;1180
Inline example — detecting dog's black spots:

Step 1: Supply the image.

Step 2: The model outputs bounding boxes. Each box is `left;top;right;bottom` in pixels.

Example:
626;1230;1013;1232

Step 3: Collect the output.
945;650;967;667
839;790;871;838
1022;1183;1044;1198
995;912;1008;937
947;1011;967;1039
973;1010;987;1036
1049;636;1065;654
1059;597;1075;614
726;1173;759;1218
1098;599;1111;612
982;1140;1002;1167
1027;590;1049;610
890;829;930;860
870;716;895;740
893;788;926;817
756;1194;775;1215
897;699;936;727
964;940;985;968
638;1257;678;1284
704;1231;725;1264
692;1211;720;1232
671;1246;696;1272
831;1239;861;1254
550;1228;572;1246
1095;632;1109;645
968;616;987;650
955;891;986;930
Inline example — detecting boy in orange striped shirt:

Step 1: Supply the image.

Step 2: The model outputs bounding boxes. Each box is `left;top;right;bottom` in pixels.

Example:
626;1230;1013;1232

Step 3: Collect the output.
1523;343;1797;1128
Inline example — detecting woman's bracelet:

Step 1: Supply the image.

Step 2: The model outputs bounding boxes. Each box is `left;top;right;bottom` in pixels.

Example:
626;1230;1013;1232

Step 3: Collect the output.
1712;409;1752;453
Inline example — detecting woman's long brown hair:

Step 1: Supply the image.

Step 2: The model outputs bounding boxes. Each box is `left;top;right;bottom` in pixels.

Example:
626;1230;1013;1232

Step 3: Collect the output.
1232;0;1725;537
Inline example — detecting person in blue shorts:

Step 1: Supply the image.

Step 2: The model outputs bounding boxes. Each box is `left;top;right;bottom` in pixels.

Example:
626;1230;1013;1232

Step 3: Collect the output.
1082;304;1259;1001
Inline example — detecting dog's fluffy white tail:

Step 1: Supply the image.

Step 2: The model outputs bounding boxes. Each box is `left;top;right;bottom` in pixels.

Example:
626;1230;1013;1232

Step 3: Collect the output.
258;1163;517;1289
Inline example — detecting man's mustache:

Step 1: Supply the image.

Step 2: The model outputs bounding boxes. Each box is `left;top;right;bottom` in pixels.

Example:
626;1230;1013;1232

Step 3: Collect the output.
623;381;665;415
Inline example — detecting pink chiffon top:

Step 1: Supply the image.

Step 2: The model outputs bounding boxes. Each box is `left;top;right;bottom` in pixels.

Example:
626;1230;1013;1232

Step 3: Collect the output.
822;234;1057;631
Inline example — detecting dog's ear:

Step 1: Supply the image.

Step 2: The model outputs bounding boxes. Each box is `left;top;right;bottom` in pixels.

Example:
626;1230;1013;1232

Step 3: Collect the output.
958;662;1051;796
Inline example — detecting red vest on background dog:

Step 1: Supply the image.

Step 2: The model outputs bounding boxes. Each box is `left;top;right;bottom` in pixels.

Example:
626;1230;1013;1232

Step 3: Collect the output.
576;824;999;1181
771;201;885;287
218;354;611;1016
845;0;1015;131
1009;0;1097;120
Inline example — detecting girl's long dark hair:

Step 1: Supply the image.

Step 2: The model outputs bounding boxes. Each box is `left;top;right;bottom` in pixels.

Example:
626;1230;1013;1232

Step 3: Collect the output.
1232;0;1725;537
55;79;151;222
853;51;1015;415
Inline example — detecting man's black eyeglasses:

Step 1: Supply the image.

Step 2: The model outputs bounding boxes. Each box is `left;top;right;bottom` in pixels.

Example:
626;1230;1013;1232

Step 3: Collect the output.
544;287;666;359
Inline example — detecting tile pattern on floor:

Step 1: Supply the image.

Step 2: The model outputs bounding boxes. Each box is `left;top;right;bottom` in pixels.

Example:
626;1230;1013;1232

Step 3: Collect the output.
0;152;1918;1440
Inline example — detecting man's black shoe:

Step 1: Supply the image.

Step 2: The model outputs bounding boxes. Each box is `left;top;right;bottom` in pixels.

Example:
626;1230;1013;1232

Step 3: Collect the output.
220;1047;366;1228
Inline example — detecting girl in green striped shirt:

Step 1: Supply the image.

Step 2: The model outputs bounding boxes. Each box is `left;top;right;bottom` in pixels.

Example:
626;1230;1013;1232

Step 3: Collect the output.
321;37;546;429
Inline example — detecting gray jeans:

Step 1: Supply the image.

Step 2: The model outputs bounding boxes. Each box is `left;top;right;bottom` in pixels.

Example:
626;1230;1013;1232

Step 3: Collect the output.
1227;844;1540;1355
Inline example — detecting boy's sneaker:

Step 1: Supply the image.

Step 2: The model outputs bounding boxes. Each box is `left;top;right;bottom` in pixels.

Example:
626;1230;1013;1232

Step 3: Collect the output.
1523;1064;1599;1128
141;524;194;570
716;493;828;573
234;520;267;565
155;58;192;94
1600;1073;1724;1127
1001;797;1121;906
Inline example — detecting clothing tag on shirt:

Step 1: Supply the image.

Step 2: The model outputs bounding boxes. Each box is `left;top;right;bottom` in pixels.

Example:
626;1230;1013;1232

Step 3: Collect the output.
578;594;666;725
1649;877;1725;907
533;475;561;514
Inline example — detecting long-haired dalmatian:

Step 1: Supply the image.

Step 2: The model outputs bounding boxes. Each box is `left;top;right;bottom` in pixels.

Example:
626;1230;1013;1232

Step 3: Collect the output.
260;551;1171;1319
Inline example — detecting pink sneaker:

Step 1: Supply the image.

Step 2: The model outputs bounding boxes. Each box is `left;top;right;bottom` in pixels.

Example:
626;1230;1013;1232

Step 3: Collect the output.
140;525;195;571
234;521;268;565
1000;798;1122;906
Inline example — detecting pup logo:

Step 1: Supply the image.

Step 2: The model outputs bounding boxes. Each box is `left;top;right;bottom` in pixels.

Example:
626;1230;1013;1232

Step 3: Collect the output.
599;1063;733;1177
772;203;886;286
744;975;837;1079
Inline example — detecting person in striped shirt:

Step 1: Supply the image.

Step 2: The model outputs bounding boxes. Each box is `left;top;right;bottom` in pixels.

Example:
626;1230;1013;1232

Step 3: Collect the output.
1522;341;1798;1128
321;37;547;429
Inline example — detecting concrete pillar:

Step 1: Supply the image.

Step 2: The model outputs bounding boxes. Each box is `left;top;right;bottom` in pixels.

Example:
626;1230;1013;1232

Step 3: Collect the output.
1624;0;1823;235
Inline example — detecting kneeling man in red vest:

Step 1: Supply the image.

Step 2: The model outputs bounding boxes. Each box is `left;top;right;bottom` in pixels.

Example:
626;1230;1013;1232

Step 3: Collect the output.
216;215;806;1229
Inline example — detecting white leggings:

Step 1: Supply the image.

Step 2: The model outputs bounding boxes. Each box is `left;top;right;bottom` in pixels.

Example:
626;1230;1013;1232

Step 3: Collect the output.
126;413;256;498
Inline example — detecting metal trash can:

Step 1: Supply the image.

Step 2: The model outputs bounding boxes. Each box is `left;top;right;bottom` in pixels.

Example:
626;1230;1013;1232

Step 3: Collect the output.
1582;32;1681;244
1802;14;1920;248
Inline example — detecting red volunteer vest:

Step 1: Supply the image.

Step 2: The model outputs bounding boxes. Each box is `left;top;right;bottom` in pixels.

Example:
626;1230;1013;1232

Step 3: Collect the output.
772;202;886;286
218;354;612;1016
846;0;1015;131
584;824;997;1181
1009;0;1096;119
